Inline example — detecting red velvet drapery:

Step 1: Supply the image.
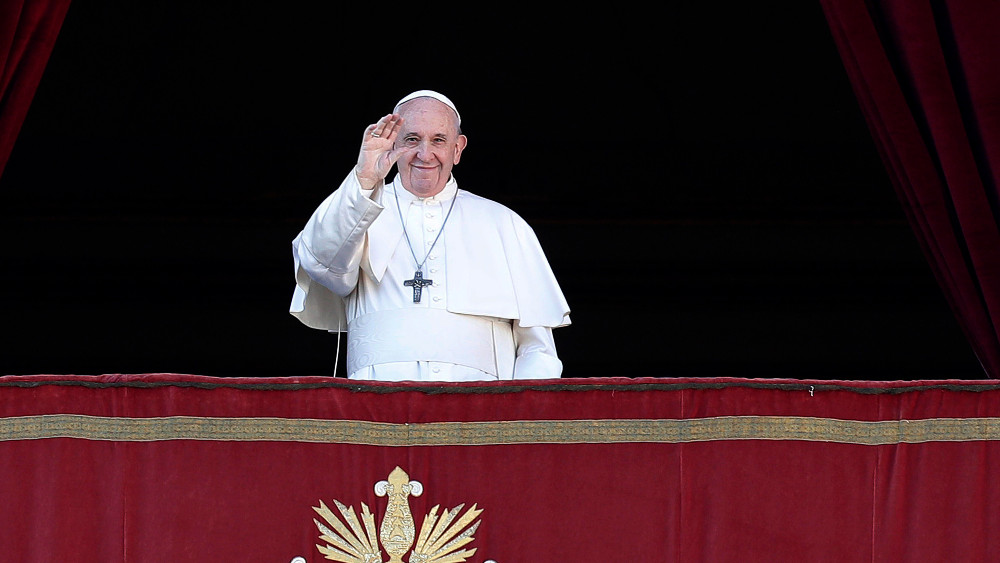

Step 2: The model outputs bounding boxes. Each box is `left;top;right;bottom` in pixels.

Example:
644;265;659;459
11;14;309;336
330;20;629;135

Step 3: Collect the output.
4;374;1000;561
820;0;1000;377
0;0;70;179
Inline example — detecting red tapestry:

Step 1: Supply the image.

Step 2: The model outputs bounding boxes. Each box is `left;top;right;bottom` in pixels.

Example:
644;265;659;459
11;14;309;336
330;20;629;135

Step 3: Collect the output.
2;374;999;561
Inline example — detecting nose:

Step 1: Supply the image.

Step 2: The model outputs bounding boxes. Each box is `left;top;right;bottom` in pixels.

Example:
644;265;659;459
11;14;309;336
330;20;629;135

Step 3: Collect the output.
415;140;434;161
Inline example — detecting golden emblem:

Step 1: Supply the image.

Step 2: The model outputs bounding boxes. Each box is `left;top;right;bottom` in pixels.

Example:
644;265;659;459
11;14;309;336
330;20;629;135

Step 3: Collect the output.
313;466;483;563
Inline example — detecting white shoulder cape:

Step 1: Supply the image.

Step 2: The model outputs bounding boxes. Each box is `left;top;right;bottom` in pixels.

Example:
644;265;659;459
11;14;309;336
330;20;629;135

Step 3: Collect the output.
290;176;571;331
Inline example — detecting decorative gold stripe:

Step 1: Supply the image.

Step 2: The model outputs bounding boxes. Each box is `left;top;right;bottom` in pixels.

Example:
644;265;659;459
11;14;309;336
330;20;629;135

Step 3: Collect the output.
3;415;1000;446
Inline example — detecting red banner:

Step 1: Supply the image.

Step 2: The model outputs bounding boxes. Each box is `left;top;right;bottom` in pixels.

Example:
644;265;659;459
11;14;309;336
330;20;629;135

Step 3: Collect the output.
2;374;1000;561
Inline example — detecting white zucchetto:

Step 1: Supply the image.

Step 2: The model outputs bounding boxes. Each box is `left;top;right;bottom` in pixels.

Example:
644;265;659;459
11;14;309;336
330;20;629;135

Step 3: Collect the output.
394;90;461;125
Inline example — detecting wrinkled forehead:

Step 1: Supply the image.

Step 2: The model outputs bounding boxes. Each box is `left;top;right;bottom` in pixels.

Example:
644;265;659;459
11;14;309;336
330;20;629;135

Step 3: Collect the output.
394;98;462;135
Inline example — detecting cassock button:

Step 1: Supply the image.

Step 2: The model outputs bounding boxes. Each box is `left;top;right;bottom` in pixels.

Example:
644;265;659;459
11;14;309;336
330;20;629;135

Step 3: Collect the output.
432;296;441;302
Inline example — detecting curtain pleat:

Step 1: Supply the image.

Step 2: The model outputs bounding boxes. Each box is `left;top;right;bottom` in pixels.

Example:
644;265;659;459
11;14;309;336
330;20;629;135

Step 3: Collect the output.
0;0;71;179
820;0;1000;377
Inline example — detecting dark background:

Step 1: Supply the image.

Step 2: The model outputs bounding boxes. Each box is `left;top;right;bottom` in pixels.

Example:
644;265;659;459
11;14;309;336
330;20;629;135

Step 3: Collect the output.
0;4;984;379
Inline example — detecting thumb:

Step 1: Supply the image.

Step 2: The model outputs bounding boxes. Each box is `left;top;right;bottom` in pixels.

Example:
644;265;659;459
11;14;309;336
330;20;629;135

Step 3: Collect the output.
384;145;416;168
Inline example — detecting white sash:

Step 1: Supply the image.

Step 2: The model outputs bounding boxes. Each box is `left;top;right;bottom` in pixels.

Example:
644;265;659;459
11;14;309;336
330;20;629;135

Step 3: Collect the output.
346;309;514;378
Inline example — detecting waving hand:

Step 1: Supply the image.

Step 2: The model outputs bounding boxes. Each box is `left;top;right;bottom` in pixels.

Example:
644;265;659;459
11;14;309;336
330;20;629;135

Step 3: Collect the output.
354;114;411;191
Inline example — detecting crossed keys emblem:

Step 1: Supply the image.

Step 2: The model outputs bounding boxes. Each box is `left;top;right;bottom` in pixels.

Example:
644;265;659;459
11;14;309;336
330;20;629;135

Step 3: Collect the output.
312;467;483;563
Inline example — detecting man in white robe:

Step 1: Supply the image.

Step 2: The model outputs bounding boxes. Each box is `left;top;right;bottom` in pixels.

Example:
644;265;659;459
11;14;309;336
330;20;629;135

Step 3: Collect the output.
290;90;570;381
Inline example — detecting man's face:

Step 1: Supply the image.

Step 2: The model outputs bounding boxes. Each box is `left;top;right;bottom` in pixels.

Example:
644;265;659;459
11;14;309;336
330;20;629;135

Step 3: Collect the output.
394;98;467;197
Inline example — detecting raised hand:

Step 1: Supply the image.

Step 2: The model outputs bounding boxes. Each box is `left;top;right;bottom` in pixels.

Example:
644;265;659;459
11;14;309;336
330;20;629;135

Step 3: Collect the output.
355;113;411;190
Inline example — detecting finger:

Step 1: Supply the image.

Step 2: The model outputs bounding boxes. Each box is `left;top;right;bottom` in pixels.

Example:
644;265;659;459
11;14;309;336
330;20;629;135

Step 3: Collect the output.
383;115;404;141
361;116;388;142
369;113;400;140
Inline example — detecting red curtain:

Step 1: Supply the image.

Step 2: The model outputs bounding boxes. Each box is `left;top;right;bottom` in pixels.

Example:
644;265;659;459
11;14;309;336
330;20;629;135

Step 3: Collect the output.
820;0;1000;377
0;0;71;179
4;374;1000;561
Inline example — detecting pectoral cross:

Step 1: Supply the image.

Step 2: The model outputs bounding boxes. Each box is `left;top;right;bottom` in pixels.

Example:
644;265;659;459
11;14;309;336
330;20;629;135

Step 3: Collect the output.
403;270;433;303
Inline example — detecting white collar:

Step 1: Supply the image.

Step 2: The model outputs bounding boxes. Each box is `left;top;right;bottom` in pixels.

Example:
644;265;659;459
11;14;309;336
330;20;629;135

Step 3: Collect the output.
389;175;458;205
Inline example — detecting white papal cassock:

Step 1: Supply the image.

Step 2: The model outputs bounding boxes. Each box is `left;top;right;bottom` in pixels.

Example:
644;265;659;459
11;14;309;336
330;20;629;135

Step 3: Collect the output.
290;170;571;381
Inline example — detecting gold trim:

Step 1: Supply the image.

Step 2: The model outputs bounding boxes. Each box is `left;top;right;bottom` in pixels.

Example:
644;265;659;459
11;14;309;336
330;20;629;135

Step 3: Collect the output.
4;414;1000;445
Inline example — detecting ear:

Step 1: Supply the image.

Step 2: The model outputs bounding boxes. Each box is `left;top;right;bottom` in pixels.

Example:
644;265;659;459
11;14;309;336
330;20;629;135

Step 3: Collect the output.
452;135;468;165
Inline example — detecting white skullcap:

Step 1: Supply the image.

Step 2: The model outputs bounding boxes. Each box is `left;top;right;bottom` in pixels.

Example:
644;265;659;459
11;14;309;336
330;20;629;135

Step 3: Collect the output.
394;90;461;125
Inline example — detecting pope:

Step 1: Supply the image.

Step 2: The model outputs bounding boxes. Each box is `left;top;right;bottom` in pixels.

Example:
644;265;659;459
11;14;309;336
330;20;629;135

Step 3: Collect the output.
290;90;570;381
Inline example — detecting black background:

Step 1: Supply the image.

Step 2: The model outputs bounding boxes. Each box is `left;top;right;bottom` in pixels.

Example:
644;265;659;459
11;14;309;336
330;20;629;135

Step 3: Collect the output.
0;4;984;379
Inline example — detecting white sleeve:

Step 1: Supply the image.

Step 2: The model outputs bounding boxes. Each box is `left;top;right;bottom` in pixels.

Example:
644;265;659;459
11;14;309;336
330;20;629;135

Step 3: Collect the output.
512;325;563;379
293;170;384;297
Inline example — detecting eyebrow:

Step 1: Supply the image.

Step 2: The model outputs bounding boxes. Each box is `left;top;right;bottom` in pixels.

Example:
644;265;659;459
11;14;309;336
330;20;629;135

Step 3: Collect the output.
403;131;451;139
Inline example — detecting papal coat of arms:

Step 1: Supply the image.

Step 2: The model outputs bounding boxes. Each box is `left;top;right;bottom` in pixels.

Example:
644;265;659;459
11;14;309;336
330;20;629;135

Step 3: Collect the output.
312;466;483;563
